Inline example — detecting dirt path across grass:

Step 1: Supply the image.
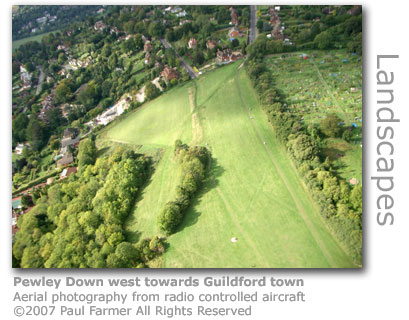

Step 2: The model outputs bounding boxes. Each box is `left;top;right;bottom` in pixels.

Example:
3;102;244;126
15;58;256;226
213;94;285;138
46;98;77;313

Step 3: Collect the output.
188;88;203;145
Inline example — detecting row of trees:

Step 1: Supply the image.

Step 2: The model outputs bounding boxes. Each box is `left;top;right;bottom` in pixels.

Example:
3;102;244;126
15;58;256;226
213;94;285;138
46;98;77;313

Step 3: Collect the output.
157;141;210;235
246;59;362;263
13;145;166;268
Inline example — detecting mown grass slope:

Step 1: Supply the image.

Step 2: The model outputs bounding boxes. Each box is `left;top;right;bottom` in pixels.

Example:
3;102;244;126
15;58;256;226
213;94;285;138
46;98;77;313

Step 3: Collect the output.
101;62;356;268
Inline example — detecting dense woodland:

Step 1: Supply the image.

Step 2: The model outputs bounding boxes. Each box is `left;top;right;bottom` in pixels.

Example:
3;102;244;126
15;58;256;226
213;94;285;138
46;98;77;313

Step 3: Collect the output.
13;142;166;268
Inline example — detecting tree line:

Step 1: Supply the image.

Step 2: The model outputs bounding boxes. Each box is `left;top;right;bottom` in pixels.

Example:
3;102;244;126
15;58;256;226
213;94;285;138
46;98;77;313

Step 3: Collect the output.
157;141;210;235
246;59;362;263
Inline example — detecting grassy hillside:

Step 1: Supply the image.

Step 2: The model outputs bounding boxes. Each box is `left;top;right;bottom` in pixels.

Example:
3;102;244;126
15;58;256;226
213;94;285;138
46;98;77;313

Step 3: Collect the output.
12;30;61;51
100;62;356;268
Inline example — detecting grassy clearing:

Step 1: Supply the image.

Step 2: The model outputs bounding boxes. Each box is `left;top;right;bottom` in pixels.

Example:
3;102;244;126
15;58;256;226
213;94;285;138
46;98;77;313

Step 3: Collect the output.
101;62;356;268
12;30;61;50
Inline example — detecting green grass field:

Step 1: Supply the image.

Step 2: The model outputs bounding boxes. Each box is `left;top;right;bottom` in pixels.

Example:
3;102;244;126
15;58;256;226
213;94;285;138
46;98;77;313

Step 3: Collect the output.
12;30;61;51
100;62;356;268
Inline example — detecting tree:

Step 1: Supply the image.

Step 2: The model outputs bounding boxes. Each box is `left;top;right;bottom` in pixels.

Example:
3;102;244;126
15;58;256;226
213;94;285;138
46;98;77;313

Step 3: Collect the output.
25;62;35;73
12;61;20;75
145;82;159;100
12;113;29;144
342;129;354;142
78;139;97;170
192;50;204;66
256;20;263;33
314;31;333;49
320;113;342;137
26;117;46;151
288;133;319;162
230;38;240;48
55;80;72;104
148;22;164;38
157;202;182;235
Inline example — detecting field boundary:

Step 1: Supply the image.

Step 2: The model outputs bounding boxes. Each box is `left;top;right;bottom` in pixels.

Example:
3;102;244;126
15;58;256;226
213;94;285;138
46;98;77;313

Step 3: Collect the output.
235;67;339;267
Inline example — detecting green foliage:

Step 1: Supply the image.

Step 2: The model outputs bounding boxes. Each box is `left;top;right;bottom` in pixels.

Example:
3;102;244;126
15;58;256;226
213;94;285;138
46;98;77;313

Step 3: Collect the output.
26;117;46;151
246;55;362;264
157;202;183;235
13;146;164;268
157;142;209;235
78;138;97;170
288;133;319;162
145;82;160;101
320;113;342;138
55;80;72;104
314;31;333;50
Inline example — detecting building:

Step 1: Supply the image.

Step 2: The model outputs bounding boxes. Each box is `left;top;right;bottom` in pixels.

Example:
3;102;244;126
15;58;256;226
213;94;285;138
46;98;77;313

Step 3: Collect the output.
216;49;243;64
144;41;152;52
230;7;239;26
63;127;78;139
206;40;217;50
228;27;240;39
188;37;197;49
56;153;74;167
176;10;187;18
161;66;179;81
15;143;29;155
60;167;77;179
60;136;80;148
94;21;107;32
110;26;119;35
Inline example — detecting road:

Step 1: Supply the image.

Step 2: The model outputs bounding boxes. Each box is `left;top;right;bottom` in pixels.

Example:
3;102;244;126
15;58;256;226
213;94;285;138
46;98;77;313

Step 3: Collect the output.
248;5;258;44
36;67;45;95
160;38;198;79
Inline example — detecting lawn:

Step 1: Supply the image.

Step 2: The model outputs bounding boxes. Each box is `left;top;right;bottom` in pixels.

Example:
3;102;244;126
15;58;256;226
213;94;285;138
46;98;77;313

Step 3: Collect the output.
101;62;356;268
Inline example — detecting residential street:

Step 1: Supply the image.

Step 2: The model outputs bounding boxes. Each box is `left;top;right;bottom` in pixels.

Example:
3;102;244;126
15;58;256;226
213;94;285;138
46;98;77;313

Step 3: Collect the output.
36;67;45;95
248;5;258;44
160;38;198;79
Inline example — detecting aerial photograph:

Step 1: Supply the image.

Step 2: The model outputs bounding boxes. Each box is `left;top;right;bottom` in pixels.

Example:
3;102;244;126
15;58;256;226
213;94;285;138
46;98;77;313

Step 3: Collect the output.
11;5;362;268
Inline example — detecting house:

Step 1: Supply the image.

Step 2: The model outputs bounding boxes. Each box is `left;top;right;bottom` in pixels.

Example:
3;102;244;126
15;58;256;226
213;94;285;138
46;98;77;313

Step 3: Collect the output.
56;152;74;167
161;66;179;81
228;27;240;38
94;21;107;32
144;52;151;64
347;5;361;16
179;19;191;26
15;143;29;155
60;136;80;148
57;44;69;52
230;7;239;26
188;37;197;49
216;49;242;64
206;40;217;50
97;8;105;14
171;7;182;14
110;26;119;35
144;41;152;52
63;127;78;139
176;10;187;18
60;167;77;179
